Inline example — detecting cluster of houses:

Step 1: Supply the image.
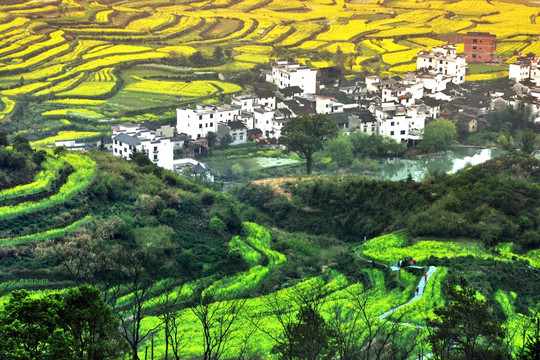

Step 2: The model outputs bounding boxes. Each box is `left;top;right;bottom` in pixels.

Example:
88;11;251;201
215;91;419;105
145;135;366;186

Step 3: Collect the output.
172;44;471;149
58;33;540;177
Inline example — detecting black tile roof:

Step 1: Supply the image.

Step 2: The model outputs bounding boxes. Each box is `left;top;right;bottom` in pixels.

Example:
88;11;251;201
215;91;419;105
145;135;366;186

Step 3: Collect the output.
113;133;141;146
226;120;247;130
279;86;303;97
255;88;275;98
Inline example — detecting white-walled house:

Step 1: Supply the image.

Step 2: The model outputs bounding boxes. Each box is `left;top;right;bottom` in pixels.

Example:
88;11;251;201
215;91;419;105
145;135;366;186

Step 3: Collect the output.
509;54;540;85
381;82;424;106
176;104;241;139
417;44;467;84
112;128;175;170
372;104;426;143
315;95;344;114
173;158;214;182
217;121;248;145
266;59;317;94
255;89;276;109
54;140;87;151
254;107;275;139
271;109;292;139
232;93;255;112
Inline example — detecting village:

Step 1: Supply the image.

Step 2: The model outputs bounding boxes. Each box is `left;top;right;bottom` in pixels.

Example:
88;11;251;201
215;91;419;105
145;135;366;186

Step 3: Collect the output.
55;32;540;179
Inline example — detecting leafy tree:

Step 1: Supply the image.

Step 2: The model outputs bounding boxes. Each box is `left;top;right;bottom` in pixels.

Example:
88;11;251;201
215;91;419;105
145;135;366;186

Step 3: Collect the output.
12;135;32;154
220;134;233;148
213;46;224;63
419;119;457;153
63;285;127;360
189;51;206;65
279;114;338;174
497;132;516;153
519;129;538;155
31;149;47;165
321;136;354;168
519;317;540;360
206;131;218;148
54;145;68;157
132;152;153;167
209;216;226;233
275;304;336;360
231;162;245;177
0;131;8;147
427;277;507;360
0;286;126;360
333;46;346;69
0;290;70;359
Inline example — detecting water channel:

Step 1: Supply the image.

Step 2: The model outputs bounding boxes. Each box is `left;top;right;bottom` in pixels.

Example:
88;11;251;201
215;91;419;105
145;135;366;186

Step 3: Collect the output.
367;147;504;181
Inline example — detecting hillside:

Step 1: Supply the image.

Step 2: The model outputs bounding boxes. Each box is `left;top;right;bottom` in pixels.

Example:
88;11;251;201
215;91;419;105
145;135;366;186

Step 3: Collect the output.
0;140;538;358
0;0;539;144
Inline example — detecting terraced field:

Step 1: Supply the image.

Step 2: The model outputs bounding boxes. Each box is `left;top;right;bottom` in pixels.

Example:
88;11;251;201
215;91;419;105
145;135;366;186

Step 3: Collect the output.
0;151;96;244
0;0;536;144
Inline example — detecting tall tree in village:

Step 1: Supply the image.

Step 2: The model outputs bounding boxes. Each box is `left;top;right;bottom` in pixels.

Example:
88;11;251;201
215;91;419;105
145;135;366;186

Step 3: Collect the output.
279;114;338;174
419;119;457;153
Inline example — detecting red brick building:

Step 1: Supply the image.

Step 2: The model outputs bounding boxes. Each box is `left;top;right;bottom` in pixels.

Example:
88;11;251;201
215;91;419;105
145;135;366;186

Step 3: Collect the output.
464;32;497;62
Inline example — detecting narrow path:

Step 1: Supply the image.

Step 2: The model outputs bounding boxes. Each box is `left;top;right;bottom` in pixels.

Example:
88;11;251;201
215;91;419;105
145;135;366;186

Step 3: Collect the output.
379;265;437;320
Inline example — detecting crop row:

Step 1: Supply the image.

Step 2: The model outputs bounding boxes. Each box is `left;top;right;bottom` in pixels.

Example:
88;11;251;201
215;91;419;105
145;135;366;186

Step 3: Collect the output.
0;43;70;74
93;68;116;82
83;44;153;60
41;108;104;120
124;77;242;97
0;30;65;62
34;73;85;97
382;47;423;65
0;153;97;221
466;71;509;82
0;96;15;120
126;12;175;32
96;10;114;23
0;156;64;202
0;215;93;246
242;222;286;267
30;131;102;147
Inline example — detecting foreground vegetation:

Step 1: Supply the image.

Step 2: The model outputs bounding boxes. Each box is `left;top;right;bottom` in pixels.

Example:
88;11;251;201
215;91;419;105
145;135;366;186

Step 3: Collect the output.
0;136;538;358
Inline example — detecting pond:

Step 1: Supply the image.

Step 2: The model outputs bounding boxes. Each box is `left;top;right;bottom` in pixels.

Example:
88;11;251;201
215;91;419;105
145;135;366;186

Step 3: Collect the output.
367;147;504;181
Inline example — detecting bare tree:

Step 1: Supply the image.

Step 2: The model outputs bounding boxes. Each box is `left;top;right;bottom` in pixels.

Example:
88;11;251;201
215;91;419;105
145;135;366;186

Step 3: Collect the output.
251;278;335;360
187;288;247;360
155;279;191;360
109;250;164;360
329;286;419;360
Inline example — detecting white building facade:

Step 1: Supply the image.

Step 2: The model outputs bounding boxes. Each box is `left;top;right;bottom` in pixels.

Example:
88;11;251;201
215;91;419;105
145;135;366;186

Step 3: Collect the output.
176;105;241;139
417;44;467;84
266;59;318;94
509;54;540;85
112;124;175;170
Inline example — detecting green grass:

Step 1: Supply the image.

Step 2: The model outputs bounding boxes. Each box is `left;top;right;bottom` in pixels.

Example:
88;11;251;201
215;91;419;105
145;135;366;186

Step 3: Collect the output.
467;63;508;74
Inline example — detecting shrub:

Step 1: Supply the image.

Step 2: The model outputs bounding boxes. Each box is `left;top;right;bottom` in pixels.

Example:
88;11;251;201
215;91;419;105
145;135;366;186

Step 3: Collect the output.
209;216;226;233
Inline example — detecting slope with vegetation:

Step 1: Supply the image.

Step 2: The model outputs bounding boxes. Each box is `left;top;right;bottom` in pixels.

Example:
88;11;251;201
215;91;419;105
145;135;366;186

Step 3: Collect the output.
0;134;539;358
